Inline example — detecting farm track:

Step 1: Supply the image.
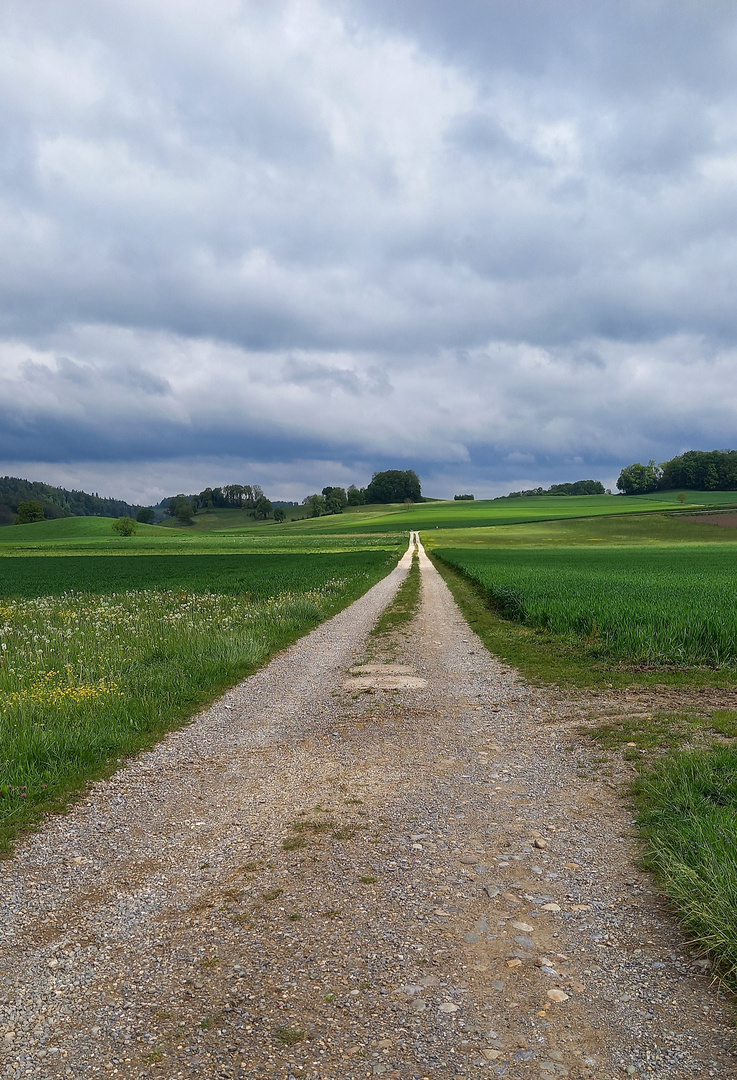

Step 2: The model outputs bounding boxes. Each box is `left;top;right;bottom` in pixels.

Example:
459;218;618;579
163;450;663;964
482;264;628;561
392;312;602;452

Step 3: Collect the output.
0;538;735;1079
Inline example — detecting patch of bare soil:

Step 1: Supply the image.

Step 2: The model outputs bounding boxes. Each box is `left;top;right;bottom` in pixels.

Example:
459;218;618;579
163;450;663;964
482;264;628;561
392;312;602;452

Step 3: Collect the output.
681;512;737;527
0;539;734;1079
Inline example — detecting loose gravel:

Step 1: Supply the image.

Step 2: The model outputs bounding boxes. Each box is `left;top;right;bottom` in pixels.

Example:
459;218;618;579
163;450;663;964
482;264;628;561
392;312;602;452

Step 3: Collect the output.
0;536;734;1079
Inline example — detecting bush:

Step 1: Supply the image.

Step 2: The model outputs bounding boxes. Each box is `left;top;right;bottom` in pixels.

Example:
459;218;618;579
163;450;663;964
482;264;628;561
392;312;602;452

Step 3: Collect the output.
112;517;137;536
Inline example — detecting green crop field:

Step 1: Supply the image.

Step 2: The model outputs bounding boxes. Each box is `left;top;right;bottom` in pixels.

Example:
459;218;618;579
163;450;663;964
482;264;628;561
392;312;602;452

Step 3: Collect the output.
281;493;685;533
0;516;403;557
434;544;737;668
0;551;401;599
0;546;400;848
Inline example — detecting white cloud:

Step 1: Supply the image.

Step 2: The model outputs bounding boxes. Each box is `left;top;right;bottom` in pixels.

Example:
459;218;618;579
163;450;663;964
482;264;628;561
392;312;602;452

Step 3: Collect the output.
1;1;737;498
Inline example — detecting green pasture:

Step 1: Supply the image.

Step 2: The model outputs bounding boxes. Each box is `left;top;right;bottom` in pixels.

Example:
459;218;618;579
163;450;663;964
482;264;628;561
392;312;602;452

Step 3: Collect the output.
0;547;400;848
159;505;308;530
0;516;162;543
629;489;737;506
0;515;403;557
422;511;737;551
282;494;685;533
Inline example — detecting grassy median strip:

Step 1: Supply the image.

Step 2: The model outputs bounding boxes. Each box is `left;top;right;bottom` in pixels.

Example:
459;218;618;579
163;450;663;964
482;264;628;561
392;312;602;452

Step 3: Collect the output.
370;550;421;638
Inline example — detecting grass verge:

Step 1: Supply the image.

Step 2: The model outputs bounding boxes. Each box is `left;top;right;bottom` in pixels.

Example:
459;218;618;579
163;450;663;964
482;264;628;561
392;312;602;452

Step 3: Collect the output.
585;712;737;994
633;744;737;990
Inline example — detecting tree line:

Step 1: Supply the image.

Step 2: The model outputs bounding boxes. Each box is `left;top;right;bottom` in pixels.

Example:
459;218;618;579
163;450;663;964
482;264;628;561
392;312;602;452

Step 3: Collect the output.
161;485;278;524
617;450;737;495
0;475;141;526
502;480;606;499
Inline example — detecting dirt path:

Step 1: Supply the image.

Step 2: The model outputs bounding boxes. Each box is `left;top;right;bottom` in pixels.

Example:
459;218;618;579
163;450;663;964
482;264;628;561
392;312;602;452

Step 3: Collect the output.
1;537;734;1079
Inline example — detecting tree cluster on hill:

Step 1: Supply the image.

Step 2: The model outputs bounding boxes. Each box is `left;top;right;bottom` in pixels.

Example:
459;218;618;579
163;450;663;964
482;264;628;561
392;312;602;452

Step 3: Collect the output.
502;480;606;499
301;471;422;517
0;475;141;526
163;484;274;523
454;494;474;501
157;484;265;512
617;450;737;495
365;470;421;503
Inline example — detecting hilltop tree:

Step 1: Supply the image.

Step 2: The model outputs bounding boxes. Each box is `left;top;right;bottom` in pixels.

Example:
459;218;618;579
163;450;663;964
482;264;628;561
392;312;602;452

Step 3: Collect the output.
274;507;286;523
136;507;155;524
616;461;662;495
322;486;348;509
303;494;327;517
365;470;421;504
254;495;273;519
347;484;365;506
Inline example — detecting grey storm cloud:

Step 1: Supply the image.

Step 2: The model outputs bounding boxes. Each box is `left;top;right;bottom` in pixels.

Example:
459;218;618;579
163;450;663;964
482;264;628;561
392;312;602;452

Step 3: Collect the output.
1;0;737;502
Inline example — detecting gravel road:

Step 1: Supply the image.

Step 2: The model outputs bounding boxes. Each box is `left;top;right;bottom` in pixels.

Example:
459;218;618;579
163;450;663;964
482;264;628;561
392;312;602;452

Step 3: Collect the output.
0;535;734;1080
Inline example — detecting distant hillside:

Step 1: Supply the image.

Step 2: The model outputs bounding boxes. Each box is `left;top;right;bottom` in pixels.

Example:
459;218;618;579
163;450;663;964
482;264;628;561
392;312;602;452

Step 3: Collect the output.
0;476;141;526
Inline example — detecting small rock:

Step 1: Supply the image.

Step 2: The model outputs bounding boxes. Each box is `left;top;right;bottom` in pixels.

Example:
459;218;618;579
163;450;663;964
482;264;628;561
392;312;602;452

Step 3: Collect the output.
514;935;535;949
546;989;569;1003
491;980;505;990
533;838;549;849
506;959;522;968
439;1002;459;1013
481;1049;502;1061
375;1039;393;1049
412;998;426;1013
512;921;534;933
541;903;561;912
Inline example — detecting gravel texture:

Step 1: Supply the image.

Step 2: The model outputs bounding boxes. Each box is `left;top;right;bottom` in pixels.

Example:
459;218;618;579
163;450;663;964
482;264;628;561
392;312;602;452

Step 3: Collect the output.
0;535;735;1079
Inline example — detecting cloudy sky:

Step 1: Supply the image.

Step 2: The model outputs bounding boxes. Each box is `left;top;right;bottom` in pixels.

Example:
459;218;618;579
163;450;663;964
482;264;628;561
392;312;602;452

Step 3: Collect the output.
2;0;737;503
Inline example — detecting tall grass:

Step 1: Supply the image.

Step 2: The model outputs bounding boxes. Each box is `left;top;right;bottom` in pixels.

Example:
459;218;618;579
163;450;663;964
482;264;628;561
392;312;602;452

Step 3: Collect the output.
0;551;397;847
435;546;737;667
634;745;737;987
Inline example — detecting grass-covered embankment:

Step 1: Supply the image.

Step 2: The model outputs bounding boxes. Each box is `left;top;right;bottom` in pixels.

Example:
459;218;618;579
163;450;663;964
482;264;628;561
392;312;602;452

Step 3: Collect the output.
0;548;400;850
